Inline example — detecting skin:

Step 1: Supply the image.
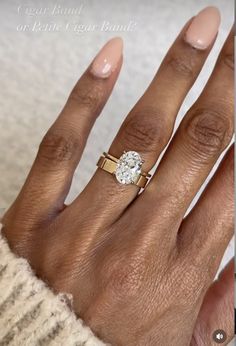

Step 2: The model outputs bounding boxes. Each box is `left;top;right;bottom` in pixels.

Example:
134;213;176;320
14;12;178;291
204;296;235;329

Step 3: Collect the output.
1;19;234;346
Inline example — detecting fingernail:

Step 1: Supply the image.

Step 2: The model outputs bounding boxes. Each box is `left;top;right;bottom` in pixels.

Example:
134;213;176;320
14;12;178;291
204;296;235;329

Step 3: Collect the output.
185;6;221;50
91;37;123;78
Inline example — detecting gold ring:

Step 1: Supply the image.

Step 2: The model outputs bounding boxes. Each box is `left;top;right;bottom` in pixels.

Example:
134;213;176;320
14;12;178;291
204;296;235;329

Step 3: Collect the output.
97;151;151;188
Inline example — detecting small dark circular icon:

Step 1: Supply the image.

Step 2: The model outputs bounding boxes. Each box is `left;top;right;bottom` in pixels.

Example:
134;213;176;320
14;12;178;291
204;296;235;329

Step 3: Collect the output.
212;329;227;343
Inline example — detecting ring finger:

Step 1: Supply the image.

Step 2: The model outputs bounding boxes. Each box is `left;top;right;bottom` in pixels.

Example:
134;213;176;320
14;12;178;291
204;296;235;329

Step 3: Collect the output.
71;7;221;224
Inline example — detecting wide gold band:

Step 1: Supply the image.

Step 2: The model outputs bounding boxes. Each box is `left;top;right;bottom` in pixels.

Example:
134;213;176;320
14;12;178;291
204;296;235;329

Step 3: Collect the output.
97;152;151;188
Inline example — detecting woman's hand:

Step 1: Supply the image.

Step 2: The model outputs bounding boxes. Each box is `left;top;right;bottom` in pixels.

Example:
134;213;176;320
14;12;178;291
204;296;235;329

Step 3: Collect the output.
2;7;234;346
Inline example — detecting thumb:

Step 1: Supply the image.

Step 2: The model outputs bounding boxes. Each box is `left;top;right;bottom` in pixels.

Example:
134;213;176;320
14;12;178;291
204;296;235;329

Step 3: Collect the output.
191;259;234;346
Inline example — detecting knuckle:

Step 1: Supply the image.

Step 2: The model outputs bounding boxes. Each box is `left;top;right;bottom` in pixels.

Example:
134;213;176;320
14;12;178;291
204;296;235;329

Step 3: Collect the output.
171;262;206;308
105;259;145;298
184;108;233;156
70;80;104;112
166;51;196;77
120;108;167;153
38;131;79;164
187;259;216;294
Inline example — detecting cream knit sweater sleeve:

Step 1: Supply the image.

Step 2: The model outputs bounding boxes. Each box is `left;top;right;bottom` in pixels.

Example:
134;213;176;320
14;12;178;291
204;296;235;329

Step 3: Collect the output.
0;232;106;346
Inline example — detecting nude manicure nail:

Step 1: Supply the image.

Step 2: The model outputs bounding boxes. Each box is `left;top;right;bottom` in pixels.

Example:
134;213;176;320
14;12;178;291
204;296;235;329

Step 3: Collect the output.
185;6;221;50
91;37;123;78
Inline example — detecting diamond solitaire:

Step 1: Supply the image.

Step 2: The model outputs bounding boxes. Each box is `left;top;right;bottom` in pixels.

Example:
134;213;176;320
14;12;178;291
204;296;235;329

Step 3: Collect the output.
115;151;142;184
97;151;151;189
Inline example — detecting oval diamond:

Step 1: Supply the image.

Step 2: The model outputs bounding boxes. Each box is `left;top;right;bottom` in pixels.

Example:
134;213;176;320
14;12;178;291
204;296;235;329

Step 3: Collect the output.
115;151;142;184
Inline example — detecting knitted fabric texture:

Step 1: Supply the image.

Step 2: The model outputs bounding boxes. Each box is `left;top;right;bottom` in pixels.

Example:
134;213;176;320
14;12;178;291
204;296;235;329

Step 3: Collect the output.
0;231;105;346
